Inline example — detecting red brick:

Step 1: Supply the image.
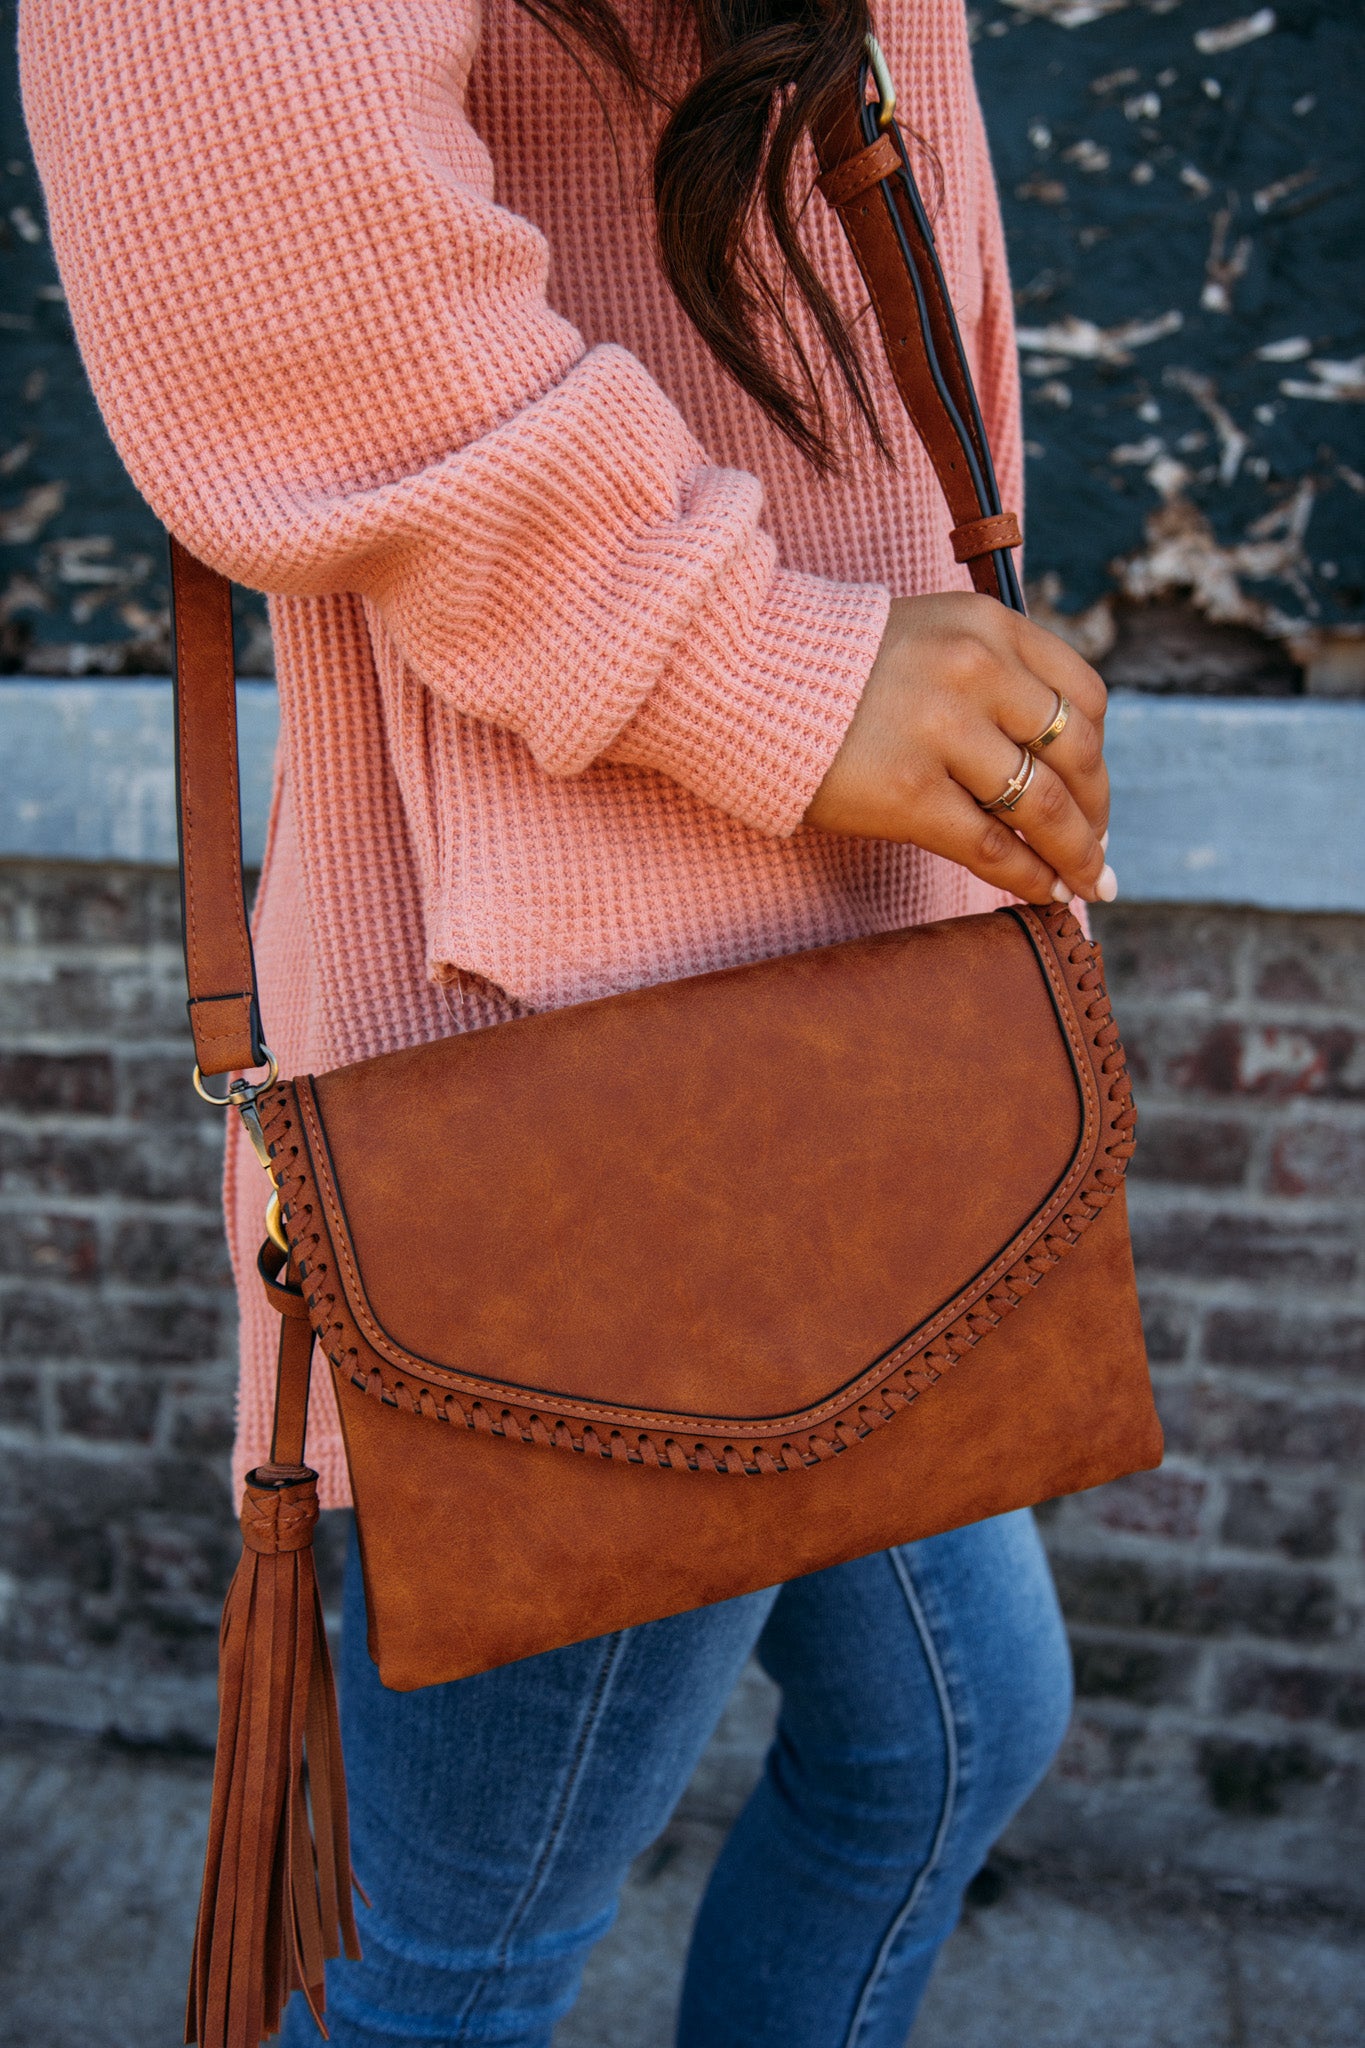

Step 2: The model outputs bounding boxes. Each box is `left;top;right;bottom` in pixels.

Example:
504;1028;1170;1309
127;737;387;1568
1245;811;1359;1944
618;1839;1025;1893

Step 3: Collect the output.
1158;1375;1365;1469
0;1368;43;1430
1138;1292;1195;1363
1;1287;224;1364
0;1050;114;1113
1049;1552;1337;1641
0;963;187;1038
3;869;1364;1847
1115;1017;1155;1087
0;1126;224;1204
54;1367;162;1445
1221;1478;1339;1561
165;1394;236;1459
1089;905;1240;1002
1130;1205;1358;1286
120;1053;228;1127
1051;1710;1146;1789
1218;1656;1365;1731
1129;1112;1251;1186
126;1511;237;1606
1197;1736;1334;1817
1169;1022;1363;1100
110;1214;233;1289
0;1452;127;1588
1268;1119;1365;1197
1203;1308;1365;1382
0;1211;99;1282
1071;1634;1200;1706
1251;918;1365;1010
1086;1467;1207;1539
0;865;181;946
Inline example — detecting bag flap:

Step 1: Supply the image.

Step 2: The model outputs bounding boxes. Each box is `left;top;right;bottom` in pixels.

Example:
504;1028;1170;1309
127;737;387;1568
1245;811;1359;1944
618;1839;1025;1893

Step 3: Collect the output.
263;905;1135;1471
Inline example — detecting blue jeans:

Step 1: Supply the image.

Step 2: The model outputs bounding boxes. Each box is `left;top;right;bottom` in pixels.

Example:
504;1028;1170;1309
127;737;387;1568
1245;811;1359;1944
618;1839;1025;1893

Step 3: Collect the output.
283;1509;1071;2048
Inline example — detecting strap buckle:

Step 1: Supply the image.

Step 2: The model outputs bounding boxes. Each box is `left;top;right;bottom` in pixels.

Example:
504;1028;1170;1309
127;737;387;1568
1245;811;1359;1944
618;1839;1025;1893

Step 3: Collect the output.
864;32;897;130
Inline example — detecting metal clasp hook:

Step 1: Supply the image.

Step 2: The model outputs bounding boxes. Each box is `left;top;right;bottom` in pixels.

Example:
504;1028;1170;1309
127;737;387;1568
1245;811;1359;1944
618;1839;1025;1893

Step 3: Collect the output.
192;1049;288;1250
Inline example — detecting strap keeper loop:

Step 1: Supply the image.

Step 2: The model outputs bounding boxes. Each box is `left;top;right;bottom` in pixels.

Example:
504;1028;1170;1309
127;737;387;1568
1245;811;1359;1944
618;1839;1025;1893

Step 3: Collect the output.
815;132;901;210
950;511;1022;563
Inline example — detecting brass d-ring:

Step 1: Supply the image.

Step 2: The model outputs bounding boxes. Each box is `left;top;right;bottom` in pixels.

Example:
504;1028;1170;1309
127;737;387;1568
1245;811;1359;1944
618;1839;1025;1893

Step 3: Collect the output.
192;1048;279;1106
865;33;897;129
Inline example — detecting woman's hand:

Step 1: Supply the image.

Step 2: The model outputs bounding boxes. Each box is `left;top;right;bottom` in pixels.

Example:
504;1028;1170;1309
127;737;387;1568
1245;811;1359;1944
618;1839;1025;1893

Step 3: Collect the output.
804;593;1117;906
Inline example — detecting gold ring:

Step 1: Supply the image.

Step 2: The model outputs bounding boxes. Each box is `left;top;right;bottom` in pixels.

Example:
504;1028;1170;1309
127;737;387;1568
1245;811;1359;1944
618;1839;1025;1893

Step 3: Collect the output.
980;746;1037;815
1026;693;1070;754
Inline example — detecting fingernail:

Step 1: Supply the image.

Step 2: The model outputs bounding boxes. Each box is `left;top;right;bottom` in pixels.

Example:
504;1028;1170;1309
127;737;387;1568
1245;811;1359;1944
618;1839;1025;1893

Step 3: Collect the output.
1101;829;1110;852
1051;878;1073;904
1096;864;1119;902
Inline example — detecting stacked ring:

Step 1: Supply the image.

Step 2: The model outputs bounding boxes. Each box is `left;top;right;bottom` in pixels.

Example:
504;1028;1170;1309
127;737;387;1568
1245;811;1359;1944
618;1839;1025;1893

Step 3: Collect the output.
1026;692;1070;753
979;745;1037;815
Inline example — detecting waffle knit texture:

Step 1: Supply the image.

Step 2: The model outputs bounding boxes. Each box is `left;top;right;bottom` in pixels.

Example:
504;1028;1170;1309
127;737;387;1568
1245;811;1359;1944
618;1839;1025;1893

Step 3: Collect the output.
22;0;1023;1505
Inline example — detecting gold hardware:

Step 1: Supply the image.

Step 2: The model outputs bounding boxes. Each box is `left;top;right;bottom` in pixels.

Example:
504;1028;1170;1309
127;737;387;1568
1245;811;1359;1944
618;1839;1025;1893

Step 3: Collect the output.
191;1048;285;1242
865;33;897;130
192;1048;279;1108
265;1188;290;1256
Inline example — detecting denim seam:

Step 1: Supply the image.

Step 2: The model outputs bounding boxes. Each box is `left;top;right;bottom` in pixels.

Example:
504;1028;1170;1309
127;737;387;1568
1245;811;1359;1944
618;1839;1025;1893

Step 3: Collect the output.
455;1630;628;2032
840;1547;961;2048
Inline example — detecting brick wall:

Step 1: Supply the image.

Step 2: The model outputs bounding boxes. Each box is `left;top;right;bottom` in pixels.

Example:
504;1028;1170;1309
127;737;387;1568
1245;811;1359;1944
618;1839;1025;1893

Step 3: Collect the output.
1017;903;1365;1906
1;863;1361;1902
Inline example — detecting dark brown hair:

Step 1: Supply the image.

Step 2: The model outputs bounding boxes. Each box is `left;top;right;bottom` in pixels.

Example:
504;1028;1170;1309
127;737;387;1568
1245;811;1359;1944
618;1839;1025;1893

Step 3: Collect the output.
514;0;885;471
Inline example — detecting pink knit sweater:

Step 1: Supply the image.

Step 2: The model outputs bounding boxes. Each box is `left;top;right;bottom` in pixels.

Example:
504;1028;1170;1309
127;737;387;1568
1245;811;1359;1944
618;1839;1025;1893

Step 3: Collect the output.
22;0;1022;1505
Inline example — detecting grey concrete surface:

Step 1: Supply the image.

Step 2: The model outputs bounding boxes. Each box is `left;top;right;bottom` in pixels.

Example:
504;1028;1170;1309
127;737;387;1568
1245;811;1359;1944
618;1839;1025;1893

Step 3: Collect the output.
7;680;1365;910
2;1720;1361;2048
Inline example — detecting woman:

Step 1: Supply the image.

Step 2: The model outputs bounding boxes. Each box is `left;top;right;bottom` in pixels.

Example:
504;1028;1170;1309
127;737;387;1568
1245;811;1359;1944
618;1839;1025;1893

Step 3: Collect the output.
23;2;1114;2041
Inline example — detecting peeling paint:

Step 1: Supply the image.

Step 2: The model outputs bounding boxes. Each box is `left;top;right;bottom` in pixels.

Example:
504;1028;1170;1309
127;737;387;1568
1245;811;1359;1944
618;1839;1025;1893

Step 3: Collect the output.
1015;311;1184;362
1200;206;1253;316
1;0;1360;689
1113;480;1317;637
1193;9;1277;57
1279;357;1365;405
0;480;65;544
975;0;1363;680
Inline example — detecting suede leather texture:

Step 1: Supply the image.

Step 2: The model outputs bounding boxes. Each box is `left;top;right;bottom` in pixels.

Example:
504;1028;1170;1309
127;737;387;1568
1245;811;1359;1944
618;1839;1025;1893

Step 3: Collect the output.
308;909;1078;1419
256;903;1159;1687
340;1189;1156;1690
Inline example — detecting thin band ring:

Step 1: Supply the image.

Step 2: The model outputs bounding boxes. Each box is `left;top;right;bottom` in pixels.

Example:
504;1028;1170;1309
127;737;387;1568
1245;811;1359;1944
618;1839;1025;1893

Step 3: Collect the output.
979;745;1037;815
1026;692;1070;754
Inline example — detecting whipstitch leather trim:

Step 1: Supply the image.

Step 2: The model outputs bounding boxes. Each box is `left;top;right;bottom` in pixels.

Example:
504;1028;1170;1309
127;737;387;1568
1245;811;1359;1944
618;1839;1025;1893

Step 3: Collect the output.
258;908;1136;1479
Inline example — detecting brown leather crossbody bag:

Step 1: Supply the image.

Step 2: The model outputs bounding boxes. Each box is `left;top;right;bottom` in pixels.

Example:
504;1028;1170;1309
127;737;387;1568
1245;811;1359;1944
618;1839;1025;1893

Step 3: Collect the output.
167;48;1160;2048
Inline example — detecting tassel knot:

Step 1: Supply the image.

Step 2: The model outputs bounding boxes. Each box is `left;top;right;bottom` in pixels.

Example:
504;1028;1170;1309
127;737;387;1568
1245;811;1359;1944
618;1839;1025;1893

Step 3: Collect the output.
240;1472;321;1556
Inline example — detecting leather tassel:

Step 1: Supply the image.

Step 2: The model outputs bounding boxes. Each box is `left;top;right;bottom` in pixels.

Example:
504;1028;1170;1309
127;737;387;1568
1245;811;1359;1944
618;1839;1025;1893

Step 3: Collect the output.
186;1467;360;2048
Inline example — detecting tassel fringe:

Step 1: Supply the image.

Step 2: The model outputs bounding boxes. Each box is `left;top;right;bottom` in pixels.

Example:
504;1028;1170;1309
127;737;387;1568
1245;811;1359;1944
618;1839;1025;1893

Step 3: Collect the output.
186;1468;360;2047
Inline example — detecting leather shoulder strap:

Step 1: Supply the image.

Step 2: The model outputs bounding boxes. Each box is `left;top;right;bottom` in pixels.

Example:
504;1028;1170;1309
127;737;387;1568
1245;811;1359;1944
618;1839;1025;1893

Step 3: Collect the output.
169;536;267;1075
811;56;1025;610
169;45;1022;1078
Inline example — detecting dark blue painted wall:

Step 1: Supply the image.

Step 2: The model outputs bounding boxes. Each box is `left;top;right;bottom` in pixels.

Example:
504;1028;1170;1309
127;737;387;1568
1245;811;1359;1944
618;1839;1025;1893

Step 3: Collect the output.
2;0;1361;673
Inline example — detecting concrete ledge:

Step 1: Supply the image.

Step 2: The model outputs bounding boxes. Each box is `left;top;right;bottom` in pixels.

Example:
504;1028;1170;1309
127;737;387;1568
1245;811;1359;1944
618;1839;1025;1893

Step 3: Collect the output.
2;680;278;869
3;680;1364;911
1102;695;1365;913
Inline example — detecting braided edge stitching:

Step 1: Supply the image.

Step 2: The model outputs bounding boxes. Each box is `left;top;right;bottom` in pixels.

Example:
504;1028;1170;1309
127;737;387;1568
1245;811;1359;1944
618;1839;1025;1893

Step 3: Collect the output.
258;908;1136;1479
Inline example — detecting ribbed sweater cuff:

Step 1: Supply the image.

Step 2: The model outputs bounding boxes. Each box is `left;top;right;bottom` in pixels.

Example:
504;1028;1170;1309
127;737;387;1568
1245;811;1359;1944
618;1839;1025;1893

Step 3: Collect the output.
608;566;890;838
